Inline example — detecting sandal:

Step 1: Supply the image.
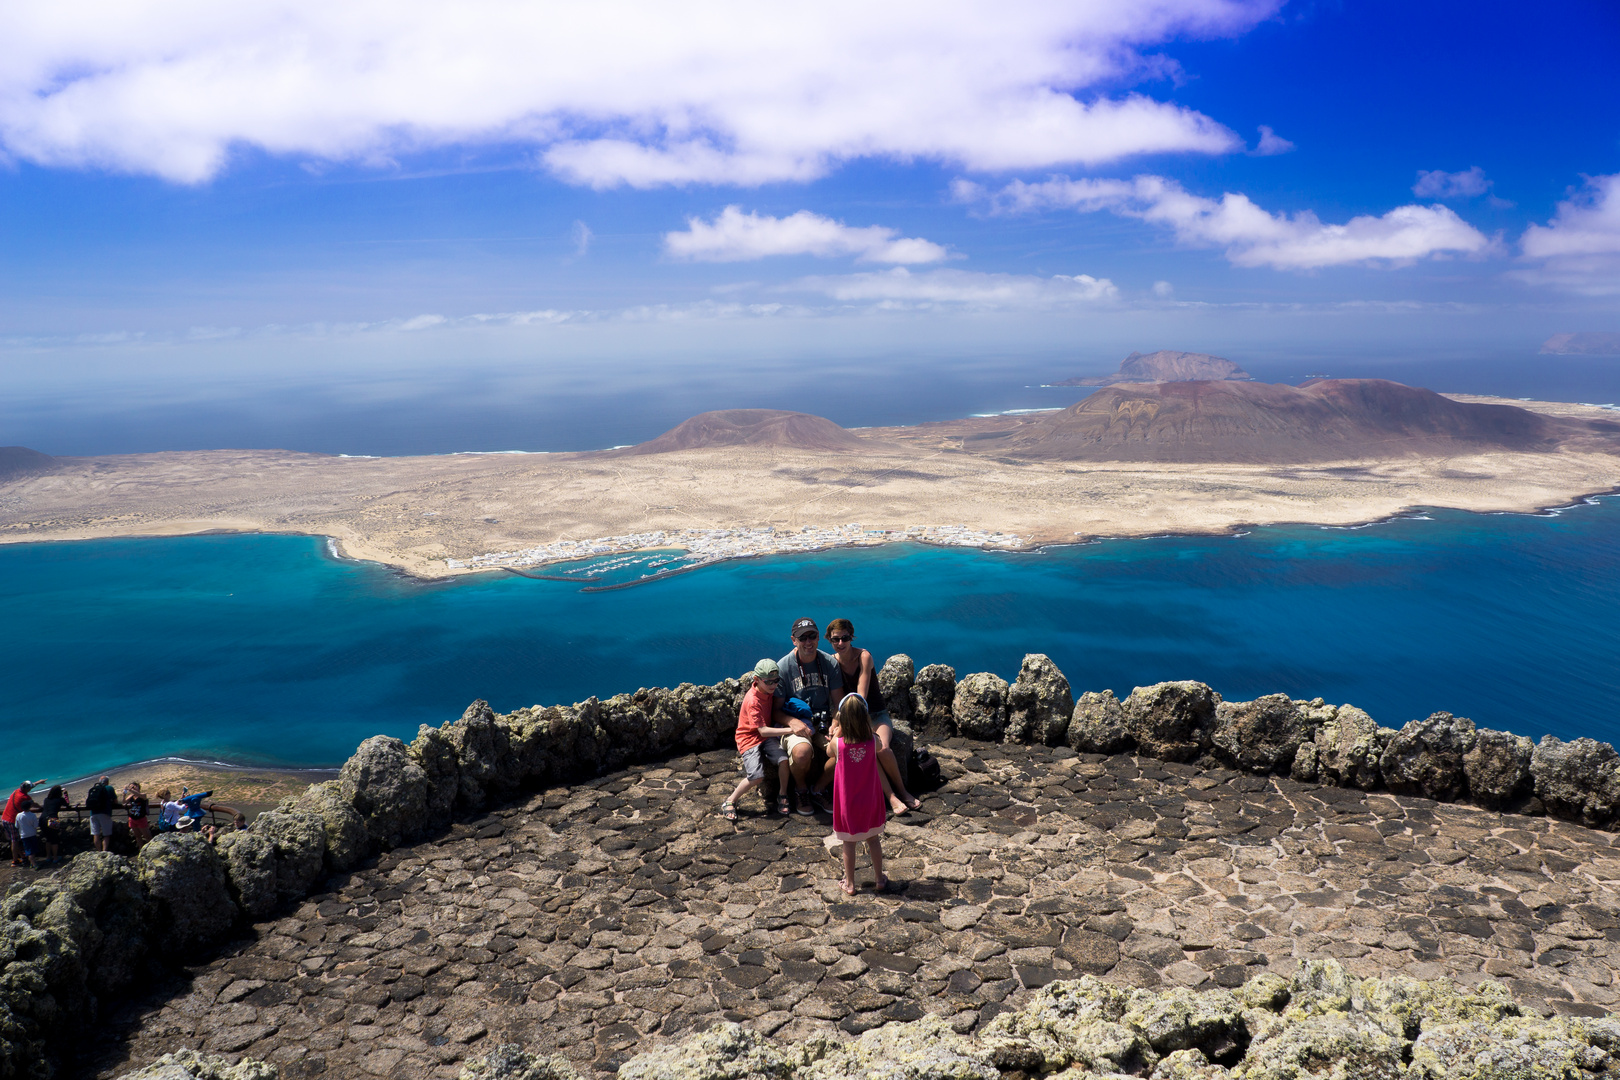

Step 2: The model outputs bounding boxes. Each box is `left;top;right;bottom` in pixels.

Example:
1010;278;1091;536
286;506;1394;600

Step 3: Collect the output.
776;795;791;816
720;802;738;822
839;879;857;896
874;874;892;893
903;794;922;811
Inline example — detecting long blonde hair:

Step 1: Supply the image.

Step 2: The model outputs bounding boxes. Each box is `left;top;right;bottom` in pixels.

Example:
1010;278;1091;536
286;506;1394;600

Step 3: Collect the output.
837;694;873;744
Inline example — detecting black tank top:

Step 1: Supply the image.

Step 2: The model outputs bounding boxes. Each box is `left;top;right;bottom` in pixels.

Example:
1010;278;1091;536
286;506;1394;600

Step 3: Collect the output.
840;651;886;714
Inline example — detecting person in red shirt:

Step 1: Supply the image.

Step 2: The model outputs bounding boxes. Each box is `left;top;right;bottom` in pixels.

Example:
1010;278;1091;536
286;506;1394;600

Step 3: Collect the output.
4;780;47;867
721;660;795;822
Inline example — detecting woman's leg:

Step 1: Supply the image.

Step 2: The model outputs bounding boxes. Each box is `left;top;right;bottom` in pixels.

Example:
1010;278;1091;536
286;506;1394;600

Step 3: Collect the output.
875;724;920;811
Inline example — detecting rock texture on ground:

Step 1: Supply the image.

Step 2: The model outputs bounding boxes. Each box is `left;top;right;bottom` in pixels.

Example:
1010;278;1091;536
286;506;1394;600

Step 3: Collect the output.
91;738;1620;1079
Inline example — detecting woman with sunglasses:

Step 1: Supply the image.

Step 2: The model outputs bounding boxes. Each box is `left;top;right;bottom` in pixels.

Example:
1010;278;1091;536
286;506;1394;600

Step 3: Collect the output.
817;618;921;814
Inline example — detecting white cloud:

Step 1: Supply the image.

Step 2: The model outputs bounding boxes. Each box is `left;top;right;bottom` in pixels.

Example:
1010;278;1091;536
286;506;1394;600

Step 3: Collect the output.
1517;174;1620;295
1253;125;1293;155
1152;280;1174;297
571;221;593;257
789;267;1117;307
664;207;949;263
1413;166;1491;200
0;0;1278;185
977;174;1492;269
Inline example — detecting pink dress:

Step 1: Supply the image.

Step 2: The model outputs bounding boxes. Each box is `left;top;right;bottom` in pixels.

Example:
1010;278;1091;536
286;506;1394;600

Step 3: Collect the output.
832;736;886;843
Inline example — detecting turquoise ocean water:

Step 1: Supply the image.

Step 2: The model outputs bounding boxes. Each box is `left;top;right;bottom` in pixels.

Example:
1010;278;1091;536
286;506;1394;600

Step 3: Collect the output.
4;497;1620;782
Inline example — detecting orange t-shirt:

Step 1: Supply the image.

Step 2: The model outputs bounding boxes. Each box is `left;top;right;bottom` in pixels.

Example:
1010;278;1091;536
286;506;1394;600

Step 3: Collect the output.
735;683;775;752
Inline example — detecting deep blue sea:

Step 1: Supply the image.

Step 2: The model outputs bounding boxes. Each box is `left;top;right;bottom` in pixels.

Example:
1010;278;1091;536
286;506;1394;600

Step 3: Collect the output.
5;497;1620;782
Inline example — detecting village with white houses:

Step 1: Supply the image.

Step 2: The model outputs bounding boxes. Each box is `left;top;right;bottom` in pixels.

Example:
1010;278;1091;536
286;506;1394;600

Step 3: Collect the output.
445;523;1027;574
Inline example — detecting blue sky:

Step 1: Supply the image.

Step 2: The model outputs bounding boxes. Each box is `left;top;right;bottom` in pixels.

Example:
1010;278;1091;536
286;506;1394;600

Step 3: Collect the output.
2;0;1618;452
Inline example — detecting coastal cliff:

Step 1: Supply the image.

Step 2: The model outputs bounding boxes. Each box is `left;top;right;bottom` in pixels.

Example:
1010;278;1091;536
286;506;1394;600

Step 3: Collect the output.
11;659;1620;1077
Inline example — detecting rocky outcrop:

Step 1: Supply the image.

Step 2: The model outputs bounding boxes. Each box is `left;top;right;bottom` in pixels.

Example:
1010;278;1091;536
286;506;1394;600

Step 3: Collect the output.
112;1048;277;1079
954;672;1010;741
1004;654;1074;745
1313;705;1393;790
216;831;278;919
459;1045;579;1080
493;964;1619;1080
911;664;957;738
298;779;372;873
1125;681;1219;763
61;853;150;998
341;735;432;849
1464;727;1535;809
879;654;916;727
1380;711;1477;802
1067;690;1132;754
136;834;236;955
1210;694;1310;774
1532;737;1620;828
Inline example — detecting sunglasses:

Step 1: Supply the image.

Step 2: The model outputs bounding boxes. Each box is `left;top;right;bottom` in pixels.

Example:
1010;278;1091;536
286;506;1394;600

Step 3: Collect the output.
758;676;780;685
828;635;852;643
795;633;818;642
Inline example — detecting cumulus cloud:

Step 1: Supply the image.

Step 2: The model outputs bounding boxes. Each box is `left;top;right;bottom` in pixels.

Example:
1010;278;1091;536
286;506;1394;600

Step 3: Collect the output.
664;207;949;263
976;174;1492;269
1413;166;1492;200
0;0;1277;185
1253;125;1294;155
1517;174;1620;295
789;267;1117;307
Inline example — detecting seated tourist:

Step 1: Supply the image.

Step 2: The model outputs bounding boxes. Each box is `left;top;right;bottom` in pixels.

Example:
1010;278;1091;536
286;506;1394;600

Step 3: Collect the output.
814;618;922;814
773;617;844;815
720;660;795;821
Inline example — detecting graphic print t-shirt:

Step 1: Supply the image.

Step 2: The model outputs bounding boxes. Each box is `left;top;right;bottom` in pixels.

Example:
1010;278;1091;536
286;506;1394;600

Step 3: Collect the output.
774;649;844;718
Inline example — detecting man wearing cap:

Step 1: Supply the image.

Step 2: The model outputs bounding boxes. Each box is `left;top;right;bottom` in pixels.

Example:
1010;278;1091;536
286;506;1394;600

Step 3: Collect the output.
84;775;118;852
774;617;846;815
3;779;46;867
720;660;796;821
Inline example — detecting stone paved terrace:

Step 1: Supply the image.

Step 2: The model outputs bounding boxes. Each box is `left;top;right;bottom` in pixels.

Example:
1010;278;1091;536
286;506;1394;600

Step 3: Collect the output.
91;739;1620;1080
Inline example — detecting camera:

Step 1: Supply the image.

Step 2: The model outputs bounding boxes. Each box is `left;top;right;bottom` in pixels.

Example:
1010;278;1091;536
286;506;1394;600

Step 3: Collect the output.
810;709;830;733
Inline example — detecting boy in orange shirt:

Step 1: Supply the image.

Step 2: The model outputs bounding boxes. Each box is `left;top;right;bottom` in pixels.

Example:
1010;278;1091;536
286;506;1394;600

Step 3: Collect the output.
721;660;795;821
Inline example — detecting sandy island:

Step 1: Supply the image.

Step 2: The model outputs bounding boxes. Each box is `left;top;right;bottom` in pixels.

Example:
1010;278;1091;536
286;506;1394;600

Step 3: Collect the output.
3;394;1619;580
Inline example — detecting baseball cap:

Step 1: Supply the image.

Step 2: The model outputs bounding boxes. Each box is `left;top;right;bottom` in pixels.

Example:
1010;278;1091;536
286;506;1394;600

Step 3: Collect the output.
791;617;818;638
753;659;781;681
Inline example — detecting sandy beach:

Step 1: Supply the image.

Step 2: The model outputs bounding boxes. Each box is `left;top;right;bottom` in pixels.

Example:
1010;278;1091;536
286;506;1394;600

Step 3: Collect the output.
3;395;1619;580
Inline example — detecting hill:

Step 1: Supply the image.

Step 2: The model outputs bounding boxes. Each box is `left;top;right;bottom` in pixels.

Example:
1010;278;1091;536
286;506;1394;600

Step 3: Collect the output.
966;379;1577;463
1053;349;1253;387
1541;332;1620;356
615;409;871;455
0;446;57;483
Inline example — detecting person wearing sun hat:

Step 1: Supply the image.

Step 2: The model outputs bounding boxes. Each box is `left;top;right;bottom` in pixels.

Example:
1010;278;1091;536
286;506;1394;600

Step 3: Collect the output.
720;659;795;822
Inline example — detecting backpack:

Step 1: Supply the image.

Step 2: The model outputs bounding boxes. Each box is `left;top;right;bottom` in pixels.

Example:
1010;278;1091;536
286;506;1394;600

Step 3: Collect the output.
85;783;116;814
909;748;942;792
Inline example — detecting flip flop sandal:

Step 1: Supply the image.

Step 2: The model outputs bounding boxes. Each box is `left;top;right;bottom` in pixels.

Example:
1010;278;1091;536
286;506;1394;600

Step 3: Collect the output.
720;802;738;822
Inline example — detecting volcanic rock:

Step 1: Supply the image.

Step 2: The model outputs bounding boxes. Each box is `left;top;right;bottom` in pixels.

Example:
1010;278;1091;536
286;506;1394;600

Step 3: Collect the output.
1532;737;1620;828
1381;711;1478;801
135;835;235;956
1068;690;1132;753
620;409;870;455
1314;706;1391;790
215;831;278;919
340;734;432;848
878;654;917;728
295;779;371;872
1054;350;1253;387
954;672;1010;741
911;665;958;738
1124;681;1218;763
111;1048;276;1080
1211;694;1310;774
1464;728;1536;809
1005;654;1075;745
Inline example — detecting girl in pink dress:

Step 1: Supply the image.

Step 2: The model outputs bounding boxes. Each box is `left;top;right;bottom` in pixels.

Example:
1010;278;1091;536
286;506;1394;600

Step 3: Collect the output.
828;694;887;895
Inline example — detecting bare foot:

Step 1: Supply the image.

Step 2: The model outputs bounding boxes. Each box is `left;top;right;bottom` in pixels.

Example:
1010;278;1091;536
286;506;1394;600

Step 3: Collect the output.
874;873;890;892
839;879;857;896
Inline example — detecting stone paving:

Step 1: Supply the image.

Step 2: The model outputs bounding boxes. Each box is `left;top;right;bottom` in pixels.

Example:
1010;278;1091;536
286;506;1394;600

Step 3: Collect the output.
91;738;1620;1080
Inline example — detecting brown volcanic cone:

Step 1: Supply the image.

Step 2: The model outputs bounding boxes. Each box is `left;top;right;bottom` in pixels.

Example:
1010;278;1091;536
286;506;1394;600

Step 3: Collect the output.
0;446;57;482
618;409;869;455
984;379;1571;462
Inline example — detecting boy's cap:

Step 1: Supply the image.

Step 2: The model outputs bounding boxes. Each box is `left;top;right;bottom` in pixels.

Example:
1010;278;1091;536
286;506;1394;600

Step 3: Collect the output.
790;617;818;637
753;659;781;680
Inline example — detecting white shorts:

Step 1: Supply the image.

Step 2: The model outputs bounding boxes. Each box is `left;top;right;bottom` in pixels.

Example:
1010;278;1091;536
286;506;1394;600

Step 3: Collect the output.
90;814;114;837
